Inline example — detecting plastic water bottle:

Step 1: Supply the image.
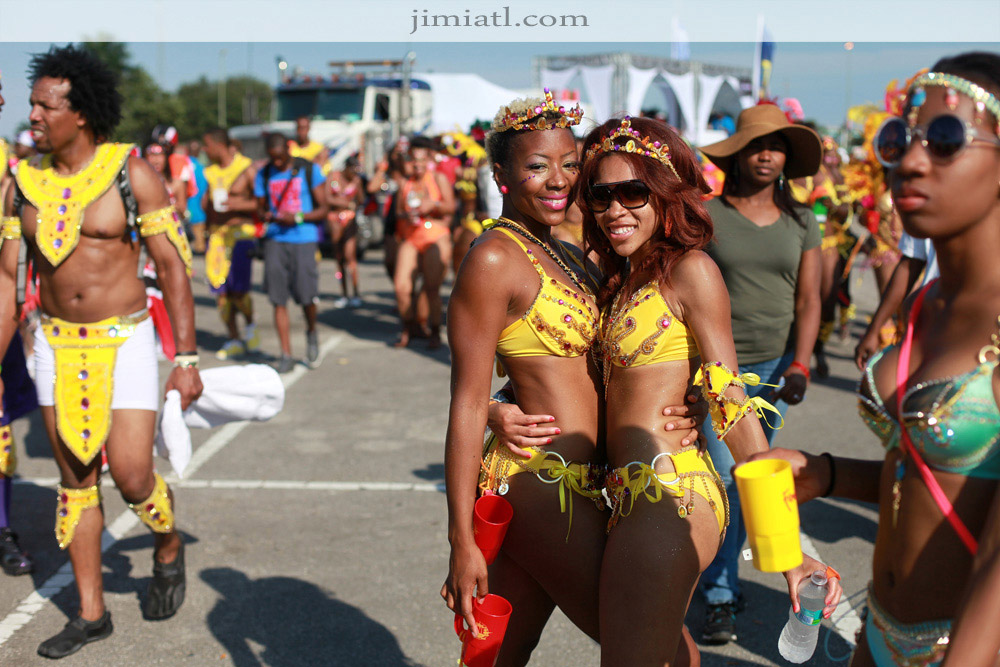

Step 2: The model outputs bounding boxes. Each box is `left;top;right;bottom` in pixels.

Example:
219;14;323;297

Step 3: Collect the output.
777;571;828;663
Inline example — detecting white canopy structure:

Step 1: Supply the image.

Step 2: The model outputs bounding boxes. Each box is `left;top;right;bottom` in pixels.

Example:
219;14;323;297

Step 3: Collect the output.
533;53;752;145
418;73;529;136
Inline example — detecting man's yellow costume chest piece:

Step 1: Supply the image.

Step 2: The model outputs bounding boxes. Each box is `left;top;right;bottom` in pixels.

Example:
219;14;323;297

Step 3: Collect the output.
14;143;133;267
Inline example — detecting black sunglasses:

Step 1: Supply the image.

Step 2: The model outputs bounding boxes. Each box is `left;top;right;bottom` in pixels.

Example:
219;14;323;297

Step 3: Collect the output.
874;114;1000;168
586;179;651;213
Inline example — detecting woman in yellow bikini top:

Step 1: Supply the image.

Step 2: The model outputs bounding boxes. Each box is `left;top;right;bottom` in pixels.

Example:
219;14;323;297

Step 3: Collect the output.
441;91;612;660
579;116;841;664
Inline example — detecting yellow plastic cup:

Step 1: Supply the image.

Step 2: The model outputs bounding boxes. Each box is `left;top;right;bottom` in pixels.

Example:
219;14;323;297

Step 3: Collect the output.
734;458;802;573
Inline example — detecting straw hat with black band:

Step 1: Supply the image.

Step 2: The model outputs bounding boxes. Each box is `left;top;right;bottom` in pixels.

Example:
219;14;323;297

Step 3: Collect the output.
700;104;823;180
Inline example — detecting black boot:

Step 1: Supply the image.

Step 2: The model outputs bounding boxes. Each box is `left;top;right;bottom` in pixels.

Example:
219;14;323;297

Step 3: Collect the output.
37;611;113;659
0;527;34;576
143;540;185;620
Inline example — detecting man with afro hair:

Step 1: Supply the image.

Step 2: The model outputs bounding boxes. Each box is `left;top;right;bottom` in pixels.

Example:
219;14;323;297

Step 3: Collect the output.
0;44;202;659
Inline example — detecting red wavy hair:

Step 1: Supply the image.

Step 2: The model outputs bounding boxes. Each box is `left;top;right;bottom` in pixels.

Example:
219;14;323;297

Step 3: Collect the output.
578;117;714;309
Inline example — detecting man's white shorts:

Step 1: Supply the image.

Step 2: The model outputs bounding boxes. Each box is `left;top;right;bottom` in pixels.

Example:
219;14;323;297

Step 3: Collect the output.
33;316;160;411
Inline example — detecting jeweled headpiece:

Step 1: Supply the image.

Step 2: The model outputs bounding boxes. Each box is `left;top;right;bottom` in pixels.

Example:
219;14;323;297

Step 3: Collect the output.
906;71;1000;134
584;117;681;180
492;88;583;133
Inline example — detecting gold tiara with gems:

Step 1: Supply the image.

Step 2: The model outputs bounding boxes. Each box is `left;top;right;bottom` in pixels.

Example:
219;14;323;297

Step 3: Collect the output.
907;72;1000;133
584;117;681;180
493;89;584;133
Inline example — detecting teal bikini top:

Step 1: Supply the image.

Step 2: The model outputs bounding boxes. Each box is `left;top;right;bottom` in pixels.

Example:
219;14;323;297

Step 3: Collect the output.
858;346;1000;479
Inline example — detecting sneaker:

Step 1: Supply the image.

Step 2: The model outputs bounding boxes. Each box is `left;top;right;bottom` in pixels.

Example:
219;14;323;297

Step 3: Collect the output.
332;297;349;309
0;527;34;576
348;296;363;308
37;611;113;659
216;339;245;360
275;355;296;374
701;602;738;645
244;323;260;352
306;332;320;369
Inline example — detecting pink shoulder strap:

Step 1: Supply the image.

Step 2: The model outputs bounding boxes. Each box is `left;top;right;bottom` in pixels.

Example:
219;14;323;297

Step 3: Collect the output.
896;280;979;556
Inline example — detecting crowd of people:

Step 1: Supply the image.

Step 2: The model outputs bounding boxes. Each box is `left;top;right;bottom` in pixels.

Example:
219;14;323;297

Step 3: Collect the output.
0;42;998;666
440;50;1000;667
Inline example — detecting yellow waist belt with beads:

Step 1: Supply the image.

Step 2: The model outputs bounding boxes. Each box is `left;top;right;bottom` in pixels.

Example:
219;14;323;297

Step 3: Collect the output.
41;310;150;465
605;446;729;536
479;432;606;540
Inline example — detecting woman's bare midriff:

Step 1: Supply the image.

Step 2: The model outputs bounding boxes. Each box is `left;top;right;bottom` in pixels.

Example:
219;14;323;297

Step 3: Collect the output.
604;360;700;468
871;447;996;623
503;353;603;464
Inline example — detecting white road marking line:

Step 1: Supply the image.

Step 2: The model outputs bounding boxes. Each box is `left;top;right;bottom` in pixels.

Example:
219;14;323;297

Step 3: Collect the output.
14;478;446;493
0;335;345;648
800;531;863;648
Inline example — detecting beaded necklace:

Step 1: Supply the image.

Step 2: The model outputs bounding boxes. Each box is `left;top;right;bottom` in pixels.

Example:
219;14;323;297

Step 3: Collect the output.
494;217;593;296
15;142;133;267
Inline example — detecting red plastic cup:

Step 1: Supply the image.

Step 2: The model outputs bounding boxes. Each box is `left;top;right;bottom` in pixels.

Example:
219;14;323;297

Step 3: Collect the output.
473;494;513;565
454;593;513;667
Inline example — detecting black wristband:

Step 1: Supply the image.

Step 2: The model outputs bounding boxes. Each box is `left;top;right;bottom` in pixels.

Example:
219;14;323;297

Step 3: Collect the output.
820;452;836;498
175;350;198;356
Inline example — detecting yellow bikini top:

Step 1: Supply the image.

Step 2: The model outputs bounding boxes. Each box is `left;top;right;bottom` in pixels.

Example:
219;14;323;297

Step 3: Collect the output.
494;227;598;358
600;281;699;387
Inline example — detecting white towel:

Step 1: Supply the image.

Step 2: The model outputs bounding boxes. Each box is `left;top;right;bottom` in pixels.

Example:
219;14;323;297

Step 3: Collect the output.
155;365;285;476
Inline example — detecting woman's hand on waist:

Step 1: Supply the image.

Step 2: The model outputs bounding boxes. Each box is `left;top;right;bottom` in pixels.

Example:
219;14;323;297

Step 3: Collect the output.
488;401;558;459
662;388;708;450
441;540;489;636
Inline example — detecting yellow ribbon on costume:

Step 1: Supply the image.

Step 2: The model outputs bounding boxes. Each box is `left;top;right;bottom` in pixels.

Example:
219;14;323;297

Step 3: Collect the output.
479;436;602;542
56;484;101;549
694;362;785;439
610;464;681;523
42;311;149;465
0;425;16;476
532;450;594;542
205;223;255;289
137;205;193;275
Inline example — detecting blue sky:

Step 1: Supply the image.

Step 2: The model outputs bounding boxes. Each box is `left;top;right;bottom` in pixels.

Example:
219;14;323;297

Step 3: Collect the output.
0;42;1000;138
2;41;996;141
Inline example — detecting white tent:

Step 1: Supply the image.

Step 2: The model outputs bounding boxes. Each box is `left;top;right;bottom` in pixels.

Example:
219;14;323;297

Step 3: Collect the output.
418;73;527;135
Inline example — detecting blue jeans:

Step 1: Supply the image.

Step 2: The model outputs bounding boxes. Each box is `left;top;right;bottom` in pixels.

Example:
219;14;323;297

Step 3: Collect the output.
699;351;793;606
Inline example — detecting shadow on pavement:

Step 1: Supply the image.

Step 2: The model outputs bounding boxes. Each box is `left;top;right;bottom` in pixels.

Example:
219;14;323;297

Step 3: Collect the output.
201;567;419;666
411;463;444;482
812;372;864;396
801;498;878;545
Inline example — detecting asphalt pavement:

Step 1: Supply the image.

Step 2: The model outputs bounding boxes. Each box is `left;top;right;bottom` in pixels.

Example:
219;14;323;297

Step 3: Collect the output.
0;247;882;666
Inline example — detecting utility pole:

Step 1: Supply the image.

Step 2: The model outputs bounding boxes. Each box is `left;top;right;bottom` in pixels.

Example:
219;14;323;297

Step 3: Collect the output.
218;49;227;127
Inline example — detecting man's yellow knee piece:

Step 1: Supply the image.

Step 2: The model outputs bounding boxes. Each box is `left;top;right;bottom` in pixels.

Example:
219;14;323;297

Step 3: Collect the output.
55;484;101;549
128;473;174;534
